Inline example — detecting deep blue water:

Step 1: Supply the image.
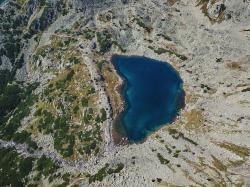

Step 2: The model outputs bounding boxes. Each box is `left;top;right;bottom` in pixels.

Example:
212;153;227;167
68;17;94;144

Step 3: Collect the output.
112;55;185;142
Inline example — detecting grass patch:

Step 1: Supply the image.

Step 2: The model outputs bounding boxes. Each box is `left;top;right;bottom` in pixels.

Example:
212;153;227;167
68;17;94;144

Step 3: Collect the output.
100;108;107;122
226;62;241;70
183;109;204;132
148;46;187;60
0;147;34;187
96;30;112;53
165;145;172;154
107;163;124;174
112;41;126;53
157;153;170;164
196;0;226;23
217;142;250;158
167;0;178;6
168;128;198;146
97;60;108;72
211;155;227;171
157;33;172;41
0;82;39;151
89;163;124;183
242;88;250;92
83;29;95;40
135;17;152;32
36;155;60;177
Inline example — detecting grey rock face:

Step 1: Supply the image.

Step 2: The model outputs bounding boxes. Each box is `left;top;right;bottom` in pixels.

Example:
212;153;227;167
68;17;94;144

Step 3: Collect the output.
73;0;122;12
0;55;12;71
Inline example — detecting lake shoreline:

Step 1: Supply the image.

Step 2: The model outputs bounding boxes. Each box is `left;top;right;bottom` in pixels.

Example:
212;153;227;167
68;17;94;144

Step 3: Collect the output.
110;55;130;145
110;55;186;144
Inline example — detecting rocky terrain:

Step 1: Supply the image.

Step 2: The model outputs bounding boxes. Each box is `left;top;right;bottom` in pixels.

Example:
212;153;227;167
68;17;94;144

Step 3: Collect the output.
0;0;250;186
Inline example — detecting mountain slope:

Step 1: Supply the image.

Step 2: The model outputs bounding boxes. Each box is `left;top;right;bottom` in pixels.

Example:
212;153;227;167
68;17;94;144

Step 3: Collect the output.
0;0;250;186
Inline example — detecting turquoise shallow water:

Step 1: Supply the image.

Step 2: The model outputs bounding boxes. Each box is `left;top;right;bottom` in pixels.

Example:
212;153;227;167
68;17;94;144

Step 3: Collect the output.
112;55;185;142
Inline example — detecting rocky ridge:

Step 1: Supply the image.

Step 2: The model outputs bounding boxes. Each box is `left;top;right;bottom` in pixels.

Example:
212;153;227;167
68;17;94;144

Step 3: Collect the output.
0;0;250;186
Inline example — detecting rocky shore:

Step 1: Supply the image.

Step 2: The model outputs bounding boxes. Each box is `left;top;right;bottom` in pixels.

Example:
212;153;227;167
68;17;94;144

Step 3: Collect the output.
0;0;250;186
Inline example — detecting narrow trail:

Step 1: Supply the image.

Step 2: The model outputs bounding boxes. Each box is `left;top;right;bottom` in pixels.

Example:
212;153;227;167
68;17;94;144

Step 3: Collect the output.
78;38;114;151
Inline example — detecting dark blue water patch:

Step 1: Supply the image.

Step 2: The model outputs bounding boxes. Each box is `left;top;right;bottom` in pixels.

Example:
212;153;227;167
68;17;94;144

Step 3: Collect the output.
112;55;185;142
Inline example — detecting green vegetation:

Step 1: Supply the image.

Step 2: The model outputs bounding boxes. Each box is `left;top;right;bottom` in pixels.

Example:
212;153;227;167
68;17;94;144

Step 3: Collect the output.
39;0;46;7
0;147;34;187
242;87;250;92
0;3;82;186
211;155;227;171
168;128;198;146
173;150;181;158
81;97;89;107
37;6;51;31
0;84;22;120
97;60;108;71
3;37;21;64
69;56;80;64
54;130;75;157
98;13;112;22
59;173;71;187
83;29;95;40
66;69;74;81
217;142;250;158
78;123;102;156
157;153;170;164
157;33;172;41
0;71;37;124
0;27;39;148
153;47;168;55
36;106;72;156
64;38;78;46
33;46;48;62
196;0;209;7
96;30;112;53
13;131;38;152
96;31;126;54
107;163;124;174
36;155;60;177
112;41;126;53
165;145;172;154
0;82;39;152
0;144;69;187
84;108;94;124
196;0;226;23
30;155;67;187
36;65;103;158
100;108;107;122
135;17;151;32
89;164;109;183
148;46;187;60
36;108;76;157
220;4;226;12
89;163;124;183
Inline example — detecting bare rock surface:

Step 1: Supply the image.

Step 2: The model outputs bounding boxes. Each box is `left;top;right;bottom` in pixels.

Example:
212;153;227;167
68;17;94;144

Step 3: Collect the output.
0;0;250;186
